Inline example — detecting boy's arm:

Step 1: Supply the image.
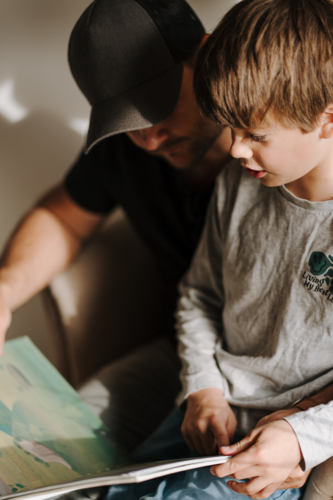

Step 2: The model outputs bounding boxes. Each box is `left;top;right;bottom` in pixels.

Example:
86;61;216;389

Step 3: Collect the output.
177;178;234;454
0;183;104;352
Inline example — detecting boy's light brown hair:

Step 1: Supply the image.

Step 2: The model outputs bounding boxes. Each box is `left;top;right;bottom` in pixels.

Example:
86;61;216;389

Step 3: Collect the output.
194;0;333;132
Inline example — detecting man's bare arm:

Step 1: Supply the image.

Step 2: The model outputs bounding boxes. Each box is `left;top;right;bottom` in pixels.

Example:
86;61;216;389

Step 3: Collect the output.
0;184;104;351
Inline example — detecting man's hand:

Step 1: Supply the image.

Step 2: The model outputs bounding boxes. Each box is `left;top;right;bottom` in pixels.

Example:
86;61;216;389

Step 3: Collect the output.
0;289;11;354
255;408;311;490
181;388;237;456
211;420;303;499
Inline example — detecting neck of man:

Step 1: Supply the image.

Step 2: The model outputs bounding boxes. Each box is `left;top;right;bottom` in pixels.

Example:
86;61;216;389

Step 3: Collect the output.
182;127;232;189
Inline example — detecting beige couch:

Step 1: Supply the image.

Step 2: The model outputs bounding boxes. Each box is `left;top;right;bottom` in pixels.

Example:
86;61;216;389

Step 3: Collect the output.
43;208;169;387
43;208;333;499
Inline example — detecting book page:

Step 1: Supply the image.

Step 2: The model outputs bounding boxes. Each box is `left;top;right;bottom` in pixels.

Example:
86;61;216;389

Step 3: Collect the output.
0;337;130;496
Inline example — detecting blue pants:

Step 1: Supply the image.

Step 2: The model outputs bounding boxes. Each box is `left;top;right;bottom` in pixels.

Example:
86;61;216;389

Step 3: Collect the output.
105;407;302;500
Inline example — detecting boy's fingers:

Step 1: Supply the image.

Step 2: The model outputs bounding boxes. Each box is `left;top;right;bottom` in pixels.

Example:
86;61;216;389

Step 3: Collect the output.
228;465;259;481
191;432;208;456
211;448;253;478
210;421;230;449
183;434;196;453
220;432;254;456
227;477;278;499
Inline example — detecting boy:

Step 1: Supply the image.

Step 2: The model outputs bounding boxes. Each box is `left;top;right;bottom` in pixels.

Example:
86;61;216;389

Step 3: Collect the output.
178;0;333;497
104;0;333;499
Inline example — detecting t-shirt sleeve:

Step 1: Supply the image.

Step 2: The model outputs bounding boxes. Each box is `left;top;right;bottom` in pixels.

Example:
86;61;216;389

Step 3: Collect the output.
65;147;117;214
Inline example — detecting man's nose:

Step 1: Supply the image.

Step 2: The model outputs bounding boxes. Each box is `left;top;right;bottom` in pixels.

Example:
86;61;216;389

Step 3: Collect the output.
230;137;253;159
140;126;169;151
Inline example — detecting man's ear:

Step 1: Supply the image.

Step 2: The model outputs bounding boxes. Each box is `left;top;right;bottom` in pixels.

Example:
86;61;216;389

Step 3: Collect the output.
198;33;210;48
321;104;333;138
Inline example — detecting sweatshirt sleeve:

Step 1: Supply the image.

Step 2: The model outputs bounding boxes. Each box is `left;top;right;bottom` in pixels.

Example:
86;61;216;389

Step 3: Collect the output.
284;401;333;470
176;180;227;406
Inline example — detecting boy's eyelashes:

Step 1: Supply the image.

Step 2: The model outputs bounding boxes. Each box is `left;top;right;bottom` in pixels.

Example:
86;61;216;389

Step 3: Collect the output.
250;134;267;143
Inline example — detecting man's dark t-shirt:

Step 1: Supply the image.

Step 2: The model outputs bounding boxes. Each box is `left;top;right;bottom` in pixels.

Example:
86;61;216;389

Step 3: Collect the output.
65;134;214;331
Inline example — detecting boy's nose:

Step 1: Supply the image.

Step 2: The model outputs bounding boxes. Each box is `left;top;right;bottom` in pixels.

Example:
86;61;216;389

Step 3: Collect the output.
230;138;253;159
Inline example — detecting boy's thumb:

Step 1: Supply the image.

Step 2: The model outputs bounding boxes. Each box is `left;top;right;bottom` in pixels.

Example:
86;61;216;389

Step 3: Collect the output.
220;435;252;456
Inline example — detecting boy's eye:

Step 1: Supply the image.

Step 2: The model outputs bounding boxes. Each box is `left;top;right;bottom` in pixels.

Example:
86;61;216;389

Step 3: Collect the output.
250;134;266;143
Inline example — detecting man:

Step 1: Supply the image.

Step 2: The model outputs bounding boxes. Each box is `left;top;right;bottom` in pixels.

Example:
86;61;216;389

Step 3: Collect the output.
0;0;331;496
0;0;230;451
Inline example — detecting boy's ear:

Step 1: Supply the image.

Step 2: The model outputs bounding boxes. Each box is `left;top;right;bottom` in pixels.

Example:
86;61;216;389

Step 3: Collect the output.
321;104;333;138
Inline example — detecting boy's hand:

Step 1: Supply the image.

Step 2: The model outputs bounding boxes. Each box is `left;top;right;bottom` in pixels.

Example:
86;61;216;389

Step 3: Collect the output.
211;420;303;499
181;388;237;456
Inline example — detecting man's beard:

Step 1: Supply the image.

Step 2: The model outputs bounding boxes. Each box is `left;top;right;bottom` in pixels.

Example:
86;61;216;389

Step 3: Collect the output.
150;124;223;170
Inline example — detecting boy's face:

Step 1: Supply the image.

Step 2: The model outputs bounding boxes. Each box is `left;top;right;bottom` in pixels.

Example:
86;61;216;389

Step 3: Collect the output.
230;118;333;195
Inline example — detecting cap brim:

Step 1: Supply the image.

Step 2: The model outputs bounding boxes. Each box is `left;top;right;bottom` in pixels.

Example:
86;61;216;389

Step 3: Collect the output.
85;62;184;153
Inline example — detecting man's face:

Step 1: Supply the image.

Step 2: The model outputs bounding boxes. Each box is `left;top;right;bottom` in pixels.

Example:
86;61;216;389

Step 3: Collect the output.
126;65;223;169
229;118;333;194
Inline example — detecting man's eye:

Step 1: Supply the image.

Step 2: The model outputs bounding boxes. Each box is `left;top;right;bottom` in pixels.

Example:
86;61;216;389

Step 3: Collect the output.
250;135;266;143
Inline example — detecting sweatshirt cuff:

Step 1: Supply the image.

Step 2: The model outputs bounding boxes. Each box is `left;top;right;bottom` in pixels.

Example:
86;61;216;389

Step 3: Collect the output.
284;404;333;470
176;372;226;408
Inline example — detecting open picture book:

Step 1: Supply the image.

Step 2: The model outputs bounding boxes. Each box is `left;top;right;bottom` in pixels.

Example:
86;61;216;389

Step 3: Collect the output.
0;337;230;500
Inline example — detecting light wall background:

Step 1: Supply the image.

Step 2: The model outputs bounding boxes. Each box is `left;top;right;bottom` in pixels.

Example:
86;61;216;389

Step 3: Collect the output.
0;0;237;362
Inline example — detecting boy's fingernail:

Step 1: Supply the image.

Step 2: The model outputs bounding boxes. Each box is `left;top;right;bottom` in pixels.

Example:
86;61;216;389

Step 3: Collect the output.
210;467;217;476
221;445;230;451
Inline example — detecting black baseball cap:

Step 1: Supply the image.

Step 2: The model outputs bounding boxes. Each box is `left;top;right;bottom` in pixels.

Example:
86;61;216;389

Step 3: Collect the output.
68;0;205;153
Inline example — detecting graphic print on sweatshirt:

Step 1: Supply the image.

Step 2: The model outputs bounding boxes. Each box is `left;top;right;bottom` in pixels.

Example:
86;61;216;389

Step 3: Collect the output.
302;251;333;301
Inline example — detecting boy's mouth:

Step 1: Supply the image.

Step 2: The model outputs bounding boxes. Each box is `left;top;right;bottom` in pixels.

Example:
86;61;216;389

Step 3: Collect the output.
245;167;266;179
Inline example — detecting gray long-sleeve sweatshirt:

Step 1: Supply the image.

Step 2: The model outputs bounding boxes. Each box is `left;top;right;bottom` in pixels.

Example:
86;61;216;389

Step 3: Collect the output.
176;160;333;470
